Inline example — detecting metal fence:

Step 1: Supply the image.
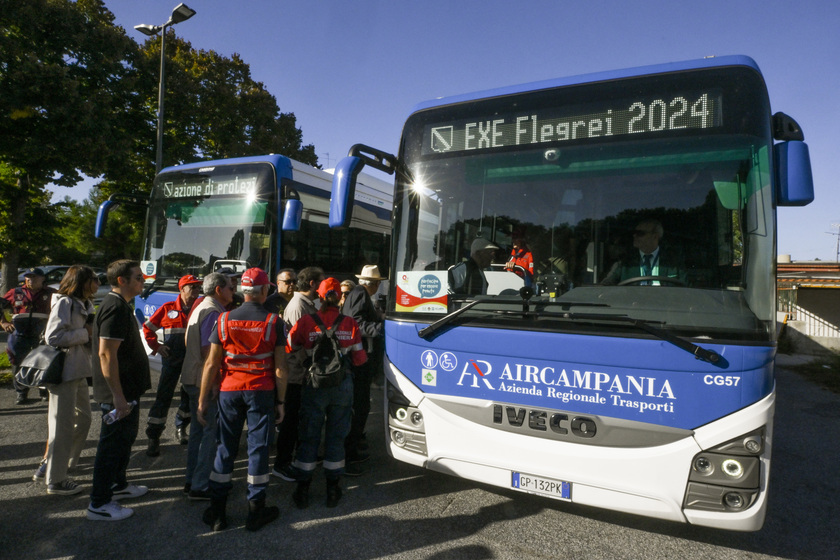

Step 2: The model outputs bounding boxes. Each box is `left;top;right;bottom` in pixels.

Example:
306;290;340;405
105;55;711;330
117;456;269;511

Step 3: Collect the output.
778;290;840;338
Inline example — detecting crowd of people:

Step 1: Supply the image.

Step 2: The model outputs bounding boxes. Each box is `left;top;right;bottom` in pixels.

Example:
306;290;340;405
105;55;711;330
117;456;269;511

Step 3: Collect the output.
1;260;386;531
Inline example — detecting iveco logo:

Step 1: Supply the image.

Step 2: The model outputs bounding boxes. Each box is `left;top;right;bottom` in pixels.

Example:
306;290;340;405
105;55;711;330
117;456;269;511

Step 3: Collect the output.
493;404;597;439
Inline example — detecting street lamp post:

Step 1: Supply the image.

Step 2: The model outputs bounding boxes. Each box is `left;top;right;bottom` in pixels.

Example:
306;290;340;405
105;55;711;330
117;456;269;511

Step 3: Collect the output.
135;3;196;175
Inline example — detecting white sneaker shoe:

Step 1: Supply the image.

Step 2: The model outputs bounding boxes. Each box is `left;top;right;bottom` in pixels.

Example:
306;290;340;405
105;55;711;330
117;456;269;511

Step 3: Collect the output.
87;501;134;521
111;484;149;500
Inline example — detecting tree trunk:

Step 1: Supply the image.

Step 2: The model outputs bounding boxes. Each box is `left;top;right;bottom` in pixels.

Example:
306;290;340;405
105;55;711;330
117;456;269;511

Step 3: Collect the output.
0;176;28;294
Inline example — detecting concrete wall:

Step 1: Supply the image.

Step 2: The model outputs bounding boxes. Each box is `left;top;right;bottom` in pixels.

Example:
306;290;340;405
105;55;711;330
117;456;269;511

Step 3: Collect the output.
781;321;840;355
797;287;840;327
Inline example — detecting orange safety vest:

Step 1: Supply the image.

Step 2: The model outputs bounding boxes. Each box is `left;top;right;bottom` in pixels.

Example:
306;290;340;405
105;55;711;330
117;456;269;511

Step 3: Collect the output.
217;311;278;392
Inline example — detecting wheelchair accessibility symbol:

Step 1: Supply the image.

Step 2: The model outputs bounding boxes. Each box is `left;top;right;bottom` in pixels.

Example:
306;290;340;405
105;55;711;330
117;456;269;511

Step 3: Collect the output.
439;352;457;371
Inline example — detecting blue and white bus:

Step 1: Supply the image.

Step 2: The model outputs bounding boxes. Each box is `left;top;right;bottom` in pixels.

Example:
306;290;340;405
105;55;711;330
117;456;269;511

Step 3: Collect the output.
96;154;392;320
330;56;814;531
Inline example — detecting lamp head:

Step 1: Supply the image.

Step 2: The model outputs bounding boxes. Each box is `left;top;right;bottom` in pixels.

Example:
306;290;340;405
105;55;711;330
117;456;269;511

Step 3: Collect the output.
134;24;162;36
170;3;196;24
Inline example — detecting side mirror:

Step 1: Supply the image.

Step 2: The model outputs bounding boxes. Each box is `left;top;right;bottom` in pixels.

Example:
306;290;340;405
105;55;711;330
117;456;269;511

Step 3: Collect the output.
94;194;148;238
329;156;365;228
95;200;118;238
775;141;814;206
282;199;302;231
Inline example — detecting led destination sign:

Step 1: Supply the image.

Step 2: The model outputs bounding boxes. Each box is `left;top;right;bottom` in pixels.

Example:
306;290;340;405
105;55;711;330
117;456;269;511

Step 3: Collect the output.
161;174;258;199
423;91;721;155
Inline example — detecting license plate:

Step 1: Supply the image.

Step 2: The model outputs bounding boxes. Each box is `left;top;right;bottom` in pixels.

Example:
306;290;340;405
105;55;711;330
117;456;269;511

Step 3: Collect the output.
511;471;571;500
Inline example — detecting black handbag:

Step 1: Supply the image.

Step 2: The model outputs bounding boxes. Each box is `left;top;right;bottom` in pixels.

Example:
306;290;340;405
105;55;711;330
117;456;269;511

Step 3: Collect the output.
15;344;65;388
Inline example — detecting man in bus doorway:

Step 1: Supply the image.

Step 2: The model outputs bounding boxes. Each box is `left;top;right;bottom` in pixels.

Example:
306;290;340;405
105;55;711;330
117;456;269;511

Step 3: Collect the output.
142;274;202;456
342;264;386;475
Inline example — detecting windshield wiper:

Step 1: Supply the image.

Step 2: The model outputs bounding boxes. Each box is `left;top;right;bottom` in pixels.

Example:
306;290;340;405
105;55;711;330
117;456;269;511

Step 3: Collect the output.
421;304;721;365
418;300;484;338
418;296;609;340
559;312;722;365
141;283;158;299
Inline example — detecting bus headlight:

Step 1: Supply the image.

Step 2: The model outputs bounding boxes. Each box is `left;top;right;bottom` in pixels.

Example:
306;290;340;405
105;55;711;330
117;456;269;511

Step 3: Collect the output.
386;380;428;456
693;456;713;475
722;459;744;479
724;492;745;509
684;428;765;513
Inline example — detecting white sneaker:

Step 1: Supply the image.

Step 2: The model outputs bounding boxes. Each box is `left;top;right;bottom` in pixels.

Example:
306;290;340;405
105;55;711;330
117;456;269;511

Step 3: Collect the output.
87;501;134;521
111;484;149;500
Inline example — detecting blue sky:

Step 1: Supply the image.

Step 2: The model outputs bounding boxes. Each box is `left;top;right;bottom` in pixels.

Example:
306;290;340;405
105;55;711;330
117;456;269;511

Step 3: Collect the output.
57;0;839;261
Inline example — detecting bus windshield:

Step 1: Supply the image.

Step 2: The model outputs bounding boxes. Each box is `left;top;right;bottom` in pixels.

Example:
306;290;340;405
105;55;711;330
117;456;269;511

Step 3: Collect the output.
143;163;276;280
393;67;775;341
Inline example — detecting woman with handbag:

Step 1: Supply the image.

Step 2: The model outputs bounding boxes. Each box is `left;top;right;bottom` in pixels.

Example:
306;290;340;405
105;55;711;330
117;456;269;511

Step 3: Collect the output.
42;265;100;495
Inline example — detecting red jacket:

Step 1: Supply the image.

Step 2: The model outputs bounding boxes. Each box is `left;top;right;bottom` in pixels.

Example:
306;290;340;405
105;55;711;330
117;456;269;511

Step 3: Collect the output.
143;297;191;363
2;286;55;320
217;310;279;392
508;249;534;277
287;306;367;367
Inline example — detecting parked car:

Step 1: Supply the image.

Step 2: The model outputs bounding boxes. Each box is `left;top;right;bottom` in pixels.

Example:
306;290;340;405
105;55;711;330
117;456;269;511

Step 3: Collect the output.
17;265;71;286
19;266;110;307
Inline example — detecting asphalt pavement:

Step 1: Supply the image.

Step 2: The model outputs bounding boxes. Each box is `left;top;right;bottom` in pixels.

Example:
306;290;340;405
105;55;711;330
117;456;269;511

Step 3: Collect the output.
0;353;838;560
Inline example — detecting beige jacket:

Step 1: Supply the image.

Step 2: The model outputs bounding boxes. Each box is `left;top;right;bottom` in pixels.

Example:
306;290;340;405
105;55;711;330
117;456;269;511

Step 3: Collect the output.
181;296;226;386
44;294;94;382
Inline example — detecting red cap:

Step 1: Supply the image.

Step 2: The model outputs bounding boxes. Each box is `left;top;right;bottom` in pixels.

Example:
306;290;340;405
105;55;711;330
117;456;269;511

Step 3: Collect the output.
241;268;269;288
317;277;341;300
178;274;202;290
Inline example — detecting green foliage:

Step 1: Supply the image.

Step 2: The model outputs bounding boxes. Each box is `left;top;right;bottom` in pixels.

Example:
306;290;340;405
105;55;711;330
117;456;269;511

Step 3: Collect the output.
0;0;143;185
0;163;65;265
132;34;318;170
0;0;320;279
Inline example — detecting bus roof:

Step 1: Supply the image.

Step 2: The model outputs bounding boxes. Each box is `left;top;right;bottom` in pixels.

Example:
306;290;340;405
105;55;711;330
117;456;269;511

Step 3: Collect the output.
409;55;761;115
158;154;392;212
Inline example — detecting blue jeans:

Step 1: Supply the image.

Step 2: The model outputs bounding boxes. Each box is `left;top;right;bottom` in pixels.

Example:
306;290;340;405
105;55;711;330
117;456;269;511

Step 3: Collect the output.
183;384;218;491
293;374;353;481
90;403;140;508
209;390;275;502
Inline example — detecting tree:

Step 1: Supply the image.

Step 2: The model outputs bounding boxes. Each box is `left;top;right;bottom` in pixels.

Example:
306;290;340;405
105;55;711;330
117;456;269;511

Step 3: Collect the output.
0;0;142;291
131;34;318;169
90;35;319;265
1;3;320;283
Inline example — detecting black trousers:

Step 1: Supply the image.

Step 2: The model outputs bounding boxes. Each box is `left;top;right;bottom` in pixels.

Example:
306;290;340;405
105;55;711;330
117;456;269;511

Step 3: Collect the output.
273;382;302;468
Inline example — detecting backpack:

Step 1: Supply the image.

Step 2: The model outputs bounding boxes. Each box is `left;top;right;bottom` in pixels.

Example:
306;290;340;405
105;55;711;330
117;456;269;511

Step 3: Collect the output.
306;313;347;389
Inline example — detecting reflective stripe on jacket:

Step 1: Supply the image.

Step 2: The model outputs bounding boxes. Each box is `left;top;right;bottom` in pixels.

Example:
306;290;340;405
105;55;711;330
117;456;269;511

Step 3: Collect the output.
217;311;278;392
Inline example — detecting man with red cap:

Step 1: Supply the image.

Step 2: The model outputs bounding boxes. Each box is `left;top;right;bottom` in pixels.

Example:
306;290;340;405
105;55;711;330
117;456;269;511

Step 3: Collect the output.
142;274;202;456
197;268;289;532
287;277;366;509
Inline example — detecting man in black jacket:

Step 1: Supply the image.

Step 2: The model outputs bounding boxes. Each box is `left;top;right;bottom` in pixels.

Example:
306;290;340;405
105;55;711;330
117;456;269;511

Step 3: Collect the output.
601;219;686;286
341;265;385;475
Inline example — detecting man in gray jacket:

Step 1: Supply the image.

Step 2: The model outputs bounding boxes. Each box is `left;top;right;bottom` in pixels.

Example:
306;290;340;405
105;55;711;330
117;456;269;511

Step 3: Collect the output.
180;272;234;500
